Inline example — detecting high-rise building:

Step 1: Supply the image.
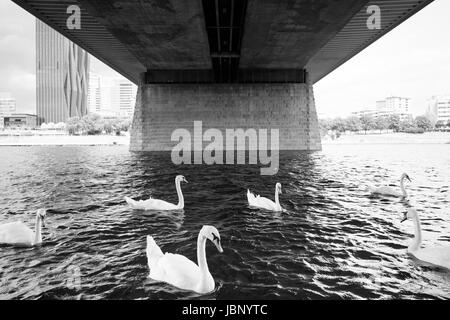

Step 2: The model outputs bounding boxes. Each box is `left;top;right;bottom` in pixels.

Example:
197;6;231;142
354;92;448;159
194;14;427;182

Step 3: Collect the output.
427;96;450;125
385;96;410;114
0;92;16;116
87;74;136;118
426;96;439;125
36;19;89;124
115;78;137;117
88;72;102;113
376;96;411;121
436;97;450;124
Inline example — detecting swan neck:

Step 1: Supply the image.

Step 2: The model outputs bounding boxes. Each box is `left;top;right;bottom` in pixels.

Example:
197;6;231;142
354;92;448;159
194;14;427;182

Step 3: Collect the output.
409;214;422;252
34;215;42;245
176;179;184;209
400;177;407;197
274;188;280;209
197;234;209;275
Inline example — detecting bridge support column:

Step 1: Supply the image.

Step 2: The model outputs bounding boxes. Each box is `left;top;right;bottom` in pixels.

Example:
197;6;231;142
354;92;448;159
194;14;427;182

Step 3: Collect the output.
130;73;321;151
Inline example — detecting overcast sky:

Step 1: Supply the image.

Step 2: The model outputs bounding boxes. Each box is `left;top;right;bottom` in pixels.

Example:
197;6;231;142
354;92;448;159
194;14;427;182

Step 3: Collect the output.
314;0;450;118
1;0;449;117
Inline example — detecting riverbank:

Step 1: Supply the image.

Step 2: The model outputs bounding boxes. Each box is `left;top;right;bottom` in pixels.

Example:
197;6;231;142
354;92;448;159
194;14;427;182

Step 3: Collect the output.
1;131;450;147
0;133;129;146
322;132;450;145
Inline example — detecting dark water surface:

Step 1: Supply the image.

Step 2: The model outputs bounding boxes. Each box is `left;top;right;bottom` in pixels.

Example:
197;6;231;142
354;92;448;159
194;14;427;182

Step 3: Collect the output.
0;144;449;299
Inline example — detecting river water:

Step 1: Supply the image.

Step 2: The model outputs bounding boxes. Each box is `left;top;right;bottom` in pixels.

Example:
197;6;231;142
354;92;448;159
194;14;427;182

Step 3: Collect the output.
0;144;449;299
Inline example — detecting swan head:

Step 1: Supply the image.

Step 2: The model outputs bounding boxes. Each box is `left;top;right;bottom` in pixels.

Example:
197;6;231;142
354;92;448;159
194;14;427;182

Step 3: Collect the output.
401;173;411;182
201;225;223;253
176;175;188;184
276;183;282;194
37;209;46;226
401;208;417;223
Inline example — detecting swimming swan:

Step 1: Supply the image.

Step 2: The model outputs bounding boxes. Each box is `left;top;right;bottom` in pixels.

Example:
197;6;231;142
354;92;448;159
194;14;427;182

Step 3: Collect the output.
247;183;283;212
146;225;223;294
0;209;46;246
401;208;450;270
368;173;411;198
125;175;188;210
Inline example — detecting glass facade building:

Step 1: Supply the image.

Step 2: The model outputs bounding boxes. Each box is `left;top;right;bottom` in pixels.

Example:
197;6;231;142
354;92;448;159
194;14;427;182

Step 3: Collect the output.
36;20;89;124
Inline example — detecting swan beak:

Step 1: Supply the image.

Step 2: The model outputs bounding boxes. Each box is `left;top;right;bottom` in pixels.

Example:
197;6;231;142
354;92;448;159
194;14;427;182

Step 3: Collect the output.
215;240;223;253
184;178;188;183
400;213;407;223
406;175;411;182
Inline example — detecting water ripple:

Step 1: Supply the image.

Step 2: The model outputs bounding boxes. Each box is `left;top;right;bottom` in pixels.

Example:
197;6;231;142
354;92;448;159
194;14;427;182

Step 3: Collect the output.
0;144;449;299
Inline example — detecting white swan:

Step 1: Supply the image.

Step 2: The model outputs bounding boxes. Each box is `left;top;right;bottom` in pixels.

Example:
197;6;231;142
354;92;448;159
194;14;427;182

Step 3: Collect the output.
124;175;188;210
368;173;411;198
247;183;283;212
401;208;450;270
146;225;223;294
0;209;46;247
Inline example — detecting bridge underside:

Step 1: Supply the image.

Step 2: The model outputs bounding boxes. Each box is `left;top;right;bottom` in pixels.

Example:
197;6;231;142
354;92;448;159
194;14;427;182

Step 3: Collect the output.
12;0;434;151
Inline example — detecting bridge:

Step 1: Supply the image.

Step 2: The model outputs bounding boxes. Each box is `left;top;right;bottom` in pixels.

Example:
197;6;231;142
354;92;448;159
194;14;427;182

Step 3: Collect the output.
12;0;433;151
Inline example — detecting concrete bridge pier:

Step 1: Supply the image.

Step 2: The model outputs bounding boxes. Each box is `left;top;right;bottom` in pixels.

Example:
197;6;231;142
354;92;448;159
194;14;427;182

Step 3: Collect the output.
129;70;321;152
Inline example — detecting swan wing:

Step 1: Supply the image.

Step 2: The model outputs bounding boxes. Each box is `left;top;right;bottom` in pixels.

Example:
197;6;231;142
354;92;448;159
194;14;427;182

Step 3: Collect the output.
125;196;177;210
249;195;277;211
247;189;259;206
146;236;164;270
255;197;277;209
369;186;401;197
414;246;450;270
142;199;178;210
124;196;152;210
0;221;34;245
154;253;202;291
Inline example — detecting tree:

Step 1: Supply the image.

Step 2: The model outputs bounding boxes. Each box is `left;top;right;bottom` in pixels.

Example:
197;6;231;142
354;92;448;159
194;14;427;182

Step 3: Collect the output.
102;119;115;134
344;116;361;132
414;116;433;132
374;116;389;133
65;113;132;136
66;117;82;135
331;118;346;132
435;120;445;129
360;115;375;134
387;114;400;132
399;118;415;132
81;113;104;135
318;118;332;137
117;118;131;133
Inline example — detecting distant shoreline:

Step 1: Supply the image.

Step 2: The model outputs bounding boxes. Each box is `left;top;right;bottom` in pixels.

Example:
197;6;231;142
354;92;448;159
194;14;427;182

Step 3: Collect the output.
1;131;449;147
322;131;450;145
0;133;129;146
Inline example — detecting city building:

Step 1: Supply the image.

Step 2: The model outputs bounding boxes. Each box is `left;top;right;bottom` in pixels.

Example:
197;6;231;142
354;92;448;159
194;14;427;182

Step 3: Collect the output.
0;92;17;116
1;114;37;128
87;74;137;118
427;96;450;125
374;96;412;121
352;96;413;122
384;96;410;114
351;109;386;119
36;19;89;125
115;78;137;117
436;97;450;124
88;73;102;114
351;106;398;119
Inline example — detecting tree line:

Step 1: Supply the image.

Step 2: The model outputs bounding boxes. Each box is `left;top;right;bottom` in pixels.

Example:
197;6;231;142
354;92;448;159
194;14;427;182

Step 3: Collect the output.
66;114;131;135
319;114;449;137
